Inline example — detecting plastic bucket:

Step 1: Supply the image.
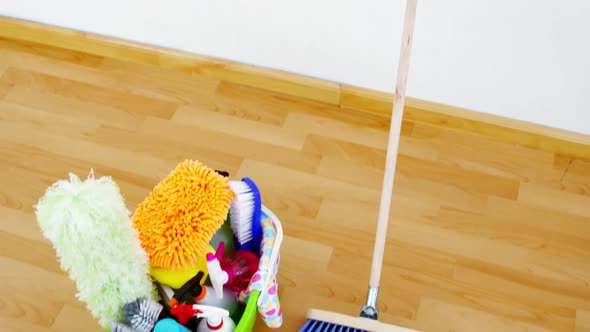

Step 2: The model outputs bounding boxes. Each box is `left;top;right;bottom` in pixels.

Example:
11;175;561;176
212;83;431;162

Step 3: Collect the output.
124;205;282;332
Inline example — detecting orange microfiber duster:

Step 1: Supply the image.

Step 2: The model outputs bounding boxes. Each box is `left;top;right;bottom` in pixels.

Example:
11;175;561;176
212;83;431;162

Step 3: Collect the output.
132;160;234;270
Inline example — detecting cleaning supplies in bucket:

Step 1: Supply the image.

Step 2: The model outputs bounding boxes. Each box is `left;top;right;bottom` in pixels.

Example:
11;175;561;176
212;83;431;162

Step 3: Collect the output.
36;160;284;332
34;170;157;328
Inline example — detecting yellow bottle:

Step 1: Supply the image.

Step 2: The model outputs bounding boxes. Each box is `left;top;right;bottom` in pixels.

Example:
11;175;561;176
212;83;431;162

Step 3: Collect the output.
150;245;215;289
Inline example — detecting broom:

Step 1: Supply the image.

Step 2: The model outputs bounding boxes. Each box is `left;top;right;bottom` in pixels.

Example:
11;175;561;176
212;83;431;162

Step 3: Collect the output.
300;0;419;331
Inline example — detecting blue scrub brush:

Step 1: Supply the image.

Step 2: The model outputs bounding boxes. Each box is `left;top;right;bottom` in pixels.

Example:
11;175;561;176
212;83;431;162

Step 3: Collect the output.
229;177;262;256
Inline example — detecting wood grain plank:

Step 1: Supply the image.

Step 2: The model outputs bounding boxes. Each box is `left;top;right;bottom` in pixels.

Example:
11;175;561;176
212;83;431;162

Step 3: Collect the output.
326;240;457;284
86;124;243;176
283;112;390;150
393;172;488;214
0;231;63;274
414;266;576;331
0;66;12;99
0;100;100;135
393;263;576;332
281;235;334;272
256;186;323;220
172;105;305;149
454;260;590;311
389;220;531;273
2;87;146;131
518;182;590;218
0;317;54;332
0;257;81;329
0;67;179;119
302;134;387;169
139;117;321;173
397;154;521;200
0;206;45;242
0;121;180;182
316;156;385;189
434;207;551;250
577;309;590;332
562;159;590;196
210;81;295;126
236;159;380;204
51;304;101;332
416;298;558;332
487;196;590;239
410;122;559;182
316;196;439;236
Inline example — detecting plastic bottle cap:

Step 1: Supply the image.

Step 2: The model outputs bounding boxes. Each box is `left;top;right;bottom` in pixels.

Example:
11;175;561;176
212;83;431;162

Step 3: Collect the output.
206;253;220;265
207;315;223;328
206;254;229;299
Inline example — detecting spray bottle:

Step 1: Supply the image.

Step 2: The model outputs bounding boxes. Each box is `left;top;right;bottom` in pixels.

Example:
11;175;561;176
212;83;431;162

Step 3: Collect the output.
196;304;236;332
207;241;259;298
170;304;236;332
160;280;238;317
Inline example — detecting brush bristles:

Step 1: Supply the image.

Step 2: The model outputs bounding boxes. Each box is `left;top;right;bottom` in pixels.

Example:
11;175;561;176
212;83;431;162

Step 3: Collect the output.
122;299;163;332
303;309;418;332
229;181;255;246
300;319;371;332
111;321;133;332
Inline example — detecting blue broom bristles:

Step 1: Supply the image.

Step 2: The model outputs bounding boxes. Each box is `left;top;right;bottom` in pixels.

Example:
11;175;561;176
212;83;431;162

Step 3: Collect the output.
299;319;372;332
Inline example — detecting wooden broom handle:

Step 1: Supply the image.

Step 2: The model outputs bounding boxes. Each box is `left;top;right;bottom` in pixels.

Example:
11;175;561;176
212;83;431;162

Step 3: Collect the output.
369;0;418;288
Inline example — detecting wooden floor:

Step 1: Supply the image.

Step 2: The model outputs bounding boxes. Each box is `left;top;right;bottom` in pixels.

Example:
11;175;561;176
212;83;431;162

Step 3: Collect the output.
1;37;589;332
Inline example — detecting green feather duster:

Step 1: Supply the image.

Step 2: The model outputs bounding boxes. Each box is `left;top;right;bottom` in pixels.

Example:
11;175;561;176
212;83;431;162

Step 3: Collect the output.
35;170;156;327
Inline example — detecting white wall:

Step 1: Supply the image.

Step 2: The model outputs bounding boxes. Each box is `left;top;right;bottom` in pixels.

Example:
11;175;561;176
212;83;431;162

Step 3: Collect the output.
2;0;589;135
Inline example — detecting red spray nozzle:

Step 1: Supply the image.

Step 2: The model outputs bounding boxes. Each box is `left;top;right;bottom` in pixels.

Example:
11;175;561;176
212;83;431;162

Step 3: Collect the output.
170;303;202;325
